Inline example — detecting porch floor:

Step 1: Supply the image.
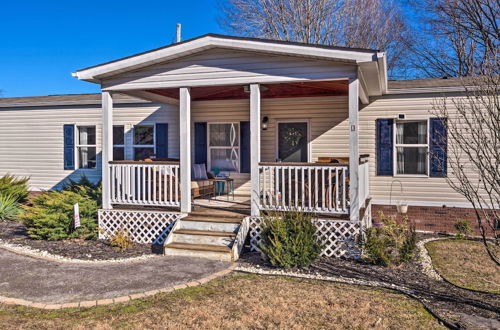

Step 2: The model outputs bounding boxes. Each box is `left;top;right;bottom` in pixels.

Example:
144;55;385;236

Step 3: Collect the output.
193;195;251;217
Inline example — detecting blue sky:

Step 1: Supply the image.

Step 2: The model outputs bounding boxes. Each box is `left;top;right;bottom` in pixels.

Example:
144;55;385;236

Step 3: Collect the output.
0;0;223;97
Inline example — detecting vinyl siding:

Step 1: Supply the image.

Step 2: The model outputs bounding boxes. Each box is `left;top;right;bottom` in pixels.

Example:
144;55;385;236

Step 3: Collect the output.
102;48;357;91
190;96;349;195
0;92;479;207
359;93;474;206
0;103;179;191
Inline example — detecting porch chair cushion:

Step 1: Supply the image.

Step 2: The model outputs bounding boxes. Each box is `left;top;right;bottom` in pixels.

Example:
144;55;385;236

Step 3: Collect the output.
192;163;209;180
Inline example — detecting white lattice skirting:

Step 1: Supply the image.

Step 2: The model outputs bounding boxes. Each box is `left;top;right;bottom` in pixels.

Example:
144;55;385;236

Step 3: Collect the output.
249;217;362;258
98;209;182;244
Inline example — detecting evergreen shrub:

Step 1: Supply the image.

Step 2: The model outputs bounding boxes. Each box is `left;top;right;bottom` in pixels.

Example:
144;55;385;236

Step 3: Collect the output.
21;177;101;240
260;211;321;268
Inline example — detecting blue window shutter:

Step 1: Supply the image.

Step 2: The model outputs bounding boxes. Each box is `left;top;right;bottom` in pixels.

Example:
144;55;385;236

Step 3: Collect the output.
63;124;75;170
429;117;447;177
376;118;393;175
240;121;250;173
194;122;207;165
155;123;169;158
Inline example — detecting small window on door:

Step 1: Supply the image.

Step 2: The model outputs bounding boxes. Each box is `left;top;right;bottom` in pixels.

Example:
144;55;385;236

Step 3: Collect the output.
277;122;308;162
133;125;155;160
76;126;97;169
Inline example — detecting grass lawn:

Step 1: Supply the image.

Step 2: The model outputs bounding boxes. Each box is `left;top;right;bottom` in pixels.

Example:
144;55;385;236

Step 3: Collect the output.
426;239;500;294
0;274;443;329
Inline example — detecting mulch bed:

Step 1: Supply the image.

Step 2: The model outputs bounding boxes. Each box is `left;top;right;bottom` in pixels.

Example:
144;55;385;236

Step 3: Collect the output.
238;235;500;329
0;221;155;260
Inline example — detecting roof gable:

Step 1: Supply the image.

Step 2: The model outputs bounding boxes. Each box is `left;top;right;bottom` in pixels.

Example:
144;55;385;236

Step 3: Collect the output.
100;48;359;91
73;34;383;83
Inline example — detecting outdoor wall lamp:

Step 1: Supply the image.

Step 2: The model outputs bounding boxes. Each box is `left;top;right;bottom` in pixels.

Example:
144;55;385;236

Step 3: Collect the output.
262;116;269;130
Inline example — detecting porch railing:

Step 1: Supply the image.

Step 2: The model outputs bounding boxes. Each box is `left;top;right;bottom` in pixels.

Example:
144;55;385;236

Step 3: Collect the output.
109;161;180;207
358;159;370;208
258;162;349;214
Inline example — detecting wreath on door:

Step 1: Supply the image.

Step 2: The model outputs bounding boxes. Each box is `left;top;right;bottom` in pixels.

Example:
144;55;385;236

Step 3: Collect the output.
283;127;303;147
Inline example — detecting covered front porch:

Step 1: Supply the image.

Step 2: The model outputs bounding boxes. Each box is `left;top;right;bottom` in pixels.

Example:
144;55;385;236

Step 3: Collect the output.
73;34;386;258
101;79;369;221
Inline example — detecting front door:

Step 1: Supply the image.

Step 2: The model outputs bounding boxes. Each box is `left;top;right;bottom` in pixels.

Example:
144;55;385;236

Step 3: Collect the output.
277;122;308;162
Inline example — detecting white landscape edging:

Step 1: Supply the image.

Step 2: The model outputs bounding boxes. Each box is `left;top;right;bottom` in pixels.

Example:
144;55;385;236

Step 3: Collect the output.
416;237;444;281
0;239;157;264
236;264;396;289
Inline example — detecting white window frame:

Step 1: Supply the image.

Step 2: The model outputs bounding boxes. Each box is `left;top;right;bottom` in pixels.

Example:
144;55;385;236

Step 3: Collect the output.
76;125;97;169
207;122;240;173
393;119;430;177
113;125;126;161
132;124;155;160
275;119;311;162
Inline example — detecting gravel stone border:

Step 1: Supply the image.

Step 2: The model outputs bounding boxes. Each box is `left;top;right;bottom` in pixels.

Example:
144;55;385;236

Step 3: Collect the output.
0;263;237;309
0;239;157;264
417;237;444;281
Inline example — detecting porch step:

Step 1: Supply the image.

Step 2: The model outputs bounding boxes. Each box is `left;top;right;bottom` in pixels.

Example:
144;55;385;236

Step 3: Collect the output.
164;206;245;261
174;229;237;237
182;215;242;223
189;211;244;219
166;242;232;252
164;242;233;261
172;229;236;246
180;218;240;232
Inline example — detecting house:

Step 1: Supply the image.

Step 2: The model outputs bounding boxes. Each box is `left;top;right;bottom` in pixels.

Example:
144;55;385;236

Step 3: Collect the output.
0;34;476;260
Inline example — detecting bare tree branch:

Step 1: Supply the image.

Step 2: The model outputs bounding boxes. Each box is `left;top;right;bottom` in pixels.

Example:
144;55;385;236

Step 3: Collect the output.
432;69;500;265
218;0;411;78
408;0;499;77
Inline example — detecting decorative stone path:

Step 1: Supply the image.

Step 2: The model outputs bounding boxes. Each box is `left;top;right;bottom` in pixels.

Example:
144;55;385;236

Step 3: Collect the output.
0;247;234;309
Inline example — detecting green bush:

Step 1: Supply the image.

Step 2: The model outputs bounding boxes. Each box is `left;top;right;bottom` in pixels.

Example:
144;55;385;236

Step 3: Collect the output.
364;212;417;266
454;219;472;239
63;176;102;206
259;211;321;268
0;174;29;204
0;194;21;221
20;178;101;240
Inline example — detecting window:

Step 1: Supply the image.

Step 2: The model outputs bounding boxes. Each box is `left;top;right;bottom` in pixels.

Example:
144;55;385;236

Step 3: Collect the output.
76;126;96;169
113;126;125;161
208;123;239;172
395;120;428;175
133;125;155;160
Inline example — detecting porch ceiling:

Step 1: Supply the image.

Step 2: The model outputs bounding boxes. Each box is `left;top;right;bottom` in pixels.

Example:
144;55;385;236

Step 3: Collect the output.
147;80;348;101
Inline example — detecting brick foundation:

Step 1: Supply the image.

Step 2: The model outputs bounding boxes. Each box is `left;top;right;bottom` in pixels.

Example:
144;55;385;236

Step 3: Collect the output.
372;204;495;236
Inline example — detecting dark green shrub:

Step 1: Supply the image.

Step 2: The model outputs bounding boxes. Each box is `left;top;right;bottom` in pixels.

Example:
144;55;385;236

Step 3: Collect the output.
260;211;321;268
21;190;98;240
454;219;472;239
364;212;417;266
62;176;102;206
0;174;29;204
0;194;21;221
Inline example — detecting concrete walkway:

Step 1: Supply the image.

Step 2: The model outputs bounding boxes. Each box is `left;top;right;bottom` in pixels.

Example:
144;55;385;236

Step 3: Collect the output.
0;247;231;306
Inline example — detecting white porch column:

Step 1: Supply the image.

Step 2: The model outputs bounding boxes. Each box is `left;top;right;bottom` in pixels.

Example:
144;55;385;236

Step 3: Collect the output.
179;87;192;213
102;91;113;209
349;78;360;221
250;84;261;217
